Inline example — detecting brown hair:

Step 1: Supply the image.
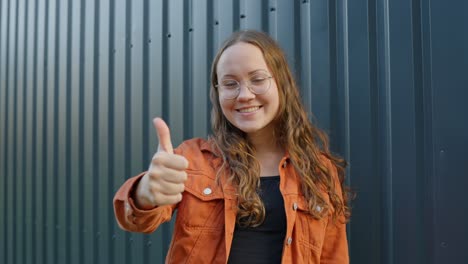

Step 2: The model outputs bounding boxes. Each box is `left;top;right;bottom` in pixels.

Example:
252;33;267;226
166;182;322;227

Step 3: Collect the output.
209;30;351;227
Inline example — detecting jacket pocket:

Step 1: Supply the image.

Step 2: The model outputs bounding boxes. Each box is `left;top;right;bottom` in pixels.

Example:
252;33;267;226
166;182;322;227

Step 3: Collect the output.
295;195;329;252
178;171;225;230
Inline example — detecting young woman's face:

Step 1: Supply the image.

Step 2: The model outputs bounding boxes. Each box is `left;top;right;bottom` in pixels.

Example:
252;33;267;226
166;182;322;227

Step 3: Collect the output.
216;42;280;136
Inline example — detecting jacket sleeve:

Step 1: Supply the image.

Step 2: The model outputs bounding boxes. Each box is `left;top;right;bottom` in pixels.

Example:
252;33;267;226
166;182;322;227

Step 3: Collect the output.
113;172;177;234
320;160;350;264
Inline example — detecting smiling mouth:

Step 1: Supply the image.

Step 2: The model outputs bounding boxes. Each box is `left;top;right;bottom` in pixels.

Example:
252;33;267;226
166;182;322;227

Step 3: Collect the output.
237;106;261;113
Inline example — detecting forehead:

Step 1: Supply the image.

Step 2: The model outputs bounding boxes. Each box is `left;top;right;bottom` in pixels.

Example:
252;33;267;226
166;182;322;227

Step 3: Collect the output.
216;42;269;77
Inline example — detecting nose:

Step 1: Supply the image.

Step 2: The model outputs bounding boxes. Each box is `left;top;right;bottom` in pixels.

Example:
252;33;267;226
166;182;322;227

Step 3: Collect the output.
236;83;255;101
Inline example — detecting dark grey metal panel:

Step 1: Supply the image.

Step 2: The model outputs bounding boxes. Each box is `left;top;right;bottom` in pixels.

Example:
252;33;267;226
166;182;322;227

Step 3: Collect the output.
112;0;129;262
82;0;97;262
0;0;6;261
274;0;296;72
191;0;211;138
25;0;37;262
6;2;18;264
388;0;423;262
16;1;27;264
1;0;468;264
430;0;468;262
345;0;380;262
240;0;263;30
35;1;48;263
216;0;235;44
69;2;82;264
15;2;28;262
96;0;112;262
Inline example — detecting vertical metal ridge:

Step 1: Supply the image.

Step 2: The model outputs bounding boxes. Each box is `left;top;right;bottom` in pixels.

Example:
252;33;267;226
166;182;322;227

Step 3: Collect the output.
293;0;301;85
31;0;39;262
233;0;240;30
41;1;50;262
206;0;214;133
92;0;101;263
21;1;30;263
183;0;193;139
0;0;2;82
367;0;380;262
336;1;349;157
78;0;86;263
328;0;338;150
142;0;150;259
162;0;169;121
0;0;4;260
267;0;277;36
141;0;151;263
2;0;11;262
420;0;435;262
384;0;393;262
161;1;170;259
341;0;351;166
65;0;73;262
411;0;426;262
377;0;393;263
299;0;311;112
124;0;132;262
261;0;269;32
107;0;116;262
142;0;149;166
12;0;19;262
52;0;61;262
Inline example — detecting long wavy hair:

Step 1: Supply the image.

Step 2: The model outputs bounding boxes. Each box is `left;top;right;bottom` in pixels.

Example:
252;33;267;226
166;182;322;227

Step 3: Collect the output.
209;30;351;227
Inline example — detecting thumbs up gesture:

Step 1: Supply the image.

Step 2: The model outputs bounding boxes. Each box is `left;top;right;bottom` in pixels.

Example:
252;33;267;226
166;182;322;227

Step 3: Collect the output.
134;118;189;209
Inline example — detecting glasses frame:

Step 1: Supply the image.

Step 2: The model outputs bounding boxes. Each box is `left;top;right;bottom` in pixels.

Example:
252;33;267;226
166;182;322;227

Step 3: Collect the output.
215;74;273;100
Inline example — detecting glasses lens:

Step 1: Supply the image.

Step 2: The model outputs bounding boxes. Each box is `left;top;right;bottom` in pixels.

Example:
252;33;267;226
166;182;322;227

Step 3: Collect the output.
219;80;240;99
249;74;271;94
218;72;272;99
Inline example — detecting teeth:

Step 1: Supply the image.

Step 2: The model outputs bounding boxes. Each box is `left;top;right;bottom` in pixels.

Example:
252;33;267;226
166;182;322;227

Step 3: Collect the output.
238;106;260;113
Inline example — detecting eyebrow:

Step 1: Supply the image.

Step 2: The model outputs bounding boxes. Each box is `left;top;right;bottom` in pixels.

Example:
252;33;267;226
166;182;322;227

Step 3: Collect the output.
220;69;269;79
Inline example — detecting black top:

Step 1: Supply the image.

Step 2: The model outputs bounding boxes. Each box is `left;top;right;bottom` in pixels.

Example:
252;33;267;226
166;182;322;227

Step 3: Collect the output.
228;176;287;264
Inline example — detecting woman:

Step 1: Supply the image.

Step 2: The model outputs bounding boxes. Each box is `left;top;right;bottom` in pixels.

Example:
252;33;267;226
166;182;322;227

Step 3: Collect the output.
114;30;351;263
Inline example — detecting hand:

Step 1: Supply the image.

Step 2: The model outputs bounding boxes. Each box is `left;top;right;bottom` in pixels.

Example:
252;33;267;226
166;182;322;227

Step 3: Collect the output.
134;118;189;209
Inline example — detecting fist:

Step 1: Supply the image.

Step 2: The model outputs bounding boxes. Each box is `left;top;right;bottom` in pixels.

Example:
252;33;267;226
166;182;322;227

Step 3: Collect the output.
134;118;189;209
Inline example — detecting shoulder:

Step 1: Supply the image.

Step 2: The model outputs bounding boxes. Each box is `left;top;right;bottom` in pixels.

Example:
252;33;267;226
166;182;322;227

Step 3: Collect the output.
175;138;225;199
315;153;344;199
317;153;339;178
175;137;222;180
175;138;218;156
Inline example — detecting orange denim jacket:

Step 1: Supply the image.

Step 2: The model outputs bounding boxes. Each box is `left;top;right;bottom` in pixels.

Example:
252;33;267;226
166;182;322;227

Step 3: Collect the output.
114;138;349;263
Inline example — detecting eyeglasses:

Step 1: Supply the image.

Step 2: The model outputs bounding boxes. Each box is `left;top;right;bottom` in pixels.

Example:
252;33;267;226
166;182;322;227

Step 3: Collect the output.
216;72;273;100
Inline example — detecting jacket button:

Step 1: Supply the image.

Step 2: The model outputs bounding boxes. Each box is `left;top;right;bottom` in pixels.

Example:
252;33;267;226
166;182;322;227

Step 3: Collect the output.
287;237;293;245
292;202;298;211
316;205;322;212
203;188;212;195
282;160;288;168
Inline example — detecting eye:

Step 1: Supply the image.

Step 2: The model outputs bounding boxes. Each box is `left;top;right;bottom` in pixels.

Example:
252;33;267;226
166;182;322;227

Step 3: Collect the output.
250;76;268;85
221;80;238;88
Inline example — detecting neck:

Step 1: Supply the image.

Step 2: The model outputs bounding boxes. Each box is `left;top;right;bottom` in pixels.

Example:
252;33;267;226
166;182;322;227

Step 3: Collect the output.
247;130;280;154
248;131;285;177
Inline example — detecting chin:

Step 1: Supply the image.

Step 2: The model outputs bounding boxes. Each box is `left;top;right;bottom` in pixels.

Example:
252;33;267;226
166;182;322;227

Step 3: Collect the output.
239;127;259;134
236;124;265;134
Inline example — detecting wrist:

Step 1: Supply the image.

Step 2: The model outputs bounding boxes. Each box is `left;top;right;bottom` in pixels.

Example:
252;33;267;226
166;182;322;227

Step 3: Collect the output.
132;175;156;210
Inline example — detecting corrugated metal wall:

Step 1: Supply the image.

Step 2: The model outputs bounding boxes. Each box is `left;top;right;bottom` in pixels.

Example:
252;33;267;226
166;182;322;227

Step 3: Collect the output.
1;0;467;263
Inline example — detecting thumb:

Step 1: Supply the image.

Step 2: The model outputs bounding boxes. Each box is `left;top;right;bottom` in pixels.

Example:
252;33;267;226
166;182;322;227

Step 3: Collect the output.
153;118;174;154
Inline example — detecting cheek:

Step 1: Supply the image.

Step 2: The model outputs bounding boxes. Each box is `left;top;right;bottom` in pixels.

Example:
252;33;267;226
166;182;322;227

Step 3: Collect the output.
218;98;232;118
220;97;232;109
270;87;281;113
